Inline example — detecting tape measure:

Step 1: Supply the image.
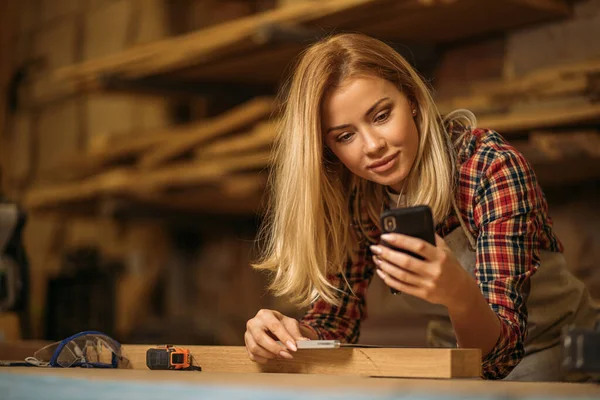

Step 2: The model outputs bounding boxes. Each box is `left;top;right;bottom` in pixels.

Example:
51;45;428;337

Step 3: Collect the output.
146;345;201;371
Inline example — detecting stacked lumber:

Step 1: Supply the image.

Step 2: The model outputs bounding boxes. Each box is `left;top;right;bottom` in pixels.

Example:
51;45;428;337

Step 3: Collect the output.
35;0;568;101
27;59;600;211
24;97;277;213
437;59;600;186
437;58;600;133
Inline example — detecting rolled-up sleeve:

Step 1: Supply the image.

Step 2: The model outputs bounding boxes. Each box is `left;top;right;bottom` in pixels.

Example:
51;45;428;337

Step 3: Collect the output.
473;148;543;379
300;245;375;343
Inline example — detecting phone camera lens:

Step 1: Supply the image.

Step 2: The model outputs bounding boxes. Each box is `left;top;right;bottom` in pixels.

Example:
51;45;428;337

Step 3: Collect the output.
384;217;396;232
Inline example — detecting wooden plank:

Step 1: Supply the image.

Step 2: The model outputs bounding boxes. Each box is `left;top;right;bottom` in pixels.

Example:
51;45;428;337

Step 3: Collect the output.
529;130;600;159
135;150;271;191
437;58;600;115
55;0;380;86
195;120;276;159
0;340;50;361
43;97;274;183
478;101;600;133
354;0;568;43
138;97;274;168
23;149;271;210
52;0;568;91
121;345;481;379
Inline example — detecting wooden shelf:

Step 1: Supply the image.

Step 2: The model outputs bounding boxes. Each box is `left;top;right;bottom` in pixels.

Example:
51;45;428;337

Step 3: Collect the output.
48;0;569;96
23;98;275;214
438;58;600;133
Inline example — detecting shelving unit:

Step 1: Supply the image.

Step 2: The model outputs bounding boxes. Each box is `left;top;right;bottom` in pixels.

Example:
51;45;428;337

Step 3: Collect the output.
24;0;580;214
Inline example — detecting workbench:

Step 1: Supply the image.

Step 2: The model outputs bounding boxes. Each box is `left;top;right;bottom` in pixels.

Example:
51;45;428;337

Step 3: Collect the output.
2;367;600;400
2;344;600;399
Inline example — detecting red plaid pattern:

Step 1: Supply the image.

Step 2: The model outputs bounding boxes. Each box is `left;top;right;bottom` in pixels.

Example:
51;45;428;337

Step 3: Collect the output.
300;128;563;379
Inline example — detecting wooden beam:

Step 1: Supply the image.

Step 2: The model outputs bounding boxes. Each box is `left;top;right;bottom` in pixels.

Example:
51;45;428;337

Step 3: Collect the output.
138;96;274;168
43;97;274;182
121;345;481;379
195;120;276;159
23;149;271;210
478;101;600;133
47;0;569;97
55;0;380;86
437;58;600;117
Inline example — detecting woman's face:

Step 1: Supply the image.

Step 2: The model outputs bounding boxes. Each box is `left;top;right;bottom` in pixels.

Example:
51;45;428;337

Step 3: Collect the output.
321;75;419;193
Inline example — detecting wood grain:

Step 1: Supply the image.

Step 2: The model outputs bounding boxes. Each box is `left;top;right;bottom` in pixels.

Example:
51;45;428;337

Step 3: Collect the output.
48;0;569;93
121;345;481;379
138;97;274;168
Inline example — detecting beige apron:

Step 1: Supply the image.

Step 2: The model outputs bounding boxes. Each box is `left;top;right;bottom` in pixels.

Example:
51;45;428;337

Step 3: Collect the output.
389;202;598;381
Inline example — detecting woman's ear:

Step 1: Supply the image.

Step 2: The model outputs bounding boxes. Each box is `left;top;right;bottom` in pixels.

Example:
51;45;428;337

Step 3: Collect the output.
410;100;418;117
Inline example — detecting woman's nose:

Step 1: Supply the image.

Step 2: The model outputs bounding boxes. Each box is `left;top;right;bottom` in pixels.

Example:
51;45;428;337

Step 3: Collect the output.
363;129;386;155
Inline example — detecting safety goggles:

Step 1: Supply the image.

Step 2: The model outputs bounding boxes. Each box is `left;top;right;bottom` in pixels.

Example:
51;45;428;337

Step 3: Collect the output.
26;331;130;368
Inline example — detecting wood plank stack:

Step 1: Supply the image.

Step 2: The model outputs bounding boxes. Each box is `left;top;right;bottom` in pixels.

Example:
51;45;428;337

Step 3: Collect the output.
24;97;277;213
26;57;600;211
437;58;600;186
37;0;569;100
21;0;584;212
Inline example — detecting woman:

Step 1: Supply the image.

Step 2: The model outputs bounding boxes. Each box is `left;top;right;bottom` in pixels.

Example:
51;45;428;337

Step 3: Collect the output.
244;33;597;381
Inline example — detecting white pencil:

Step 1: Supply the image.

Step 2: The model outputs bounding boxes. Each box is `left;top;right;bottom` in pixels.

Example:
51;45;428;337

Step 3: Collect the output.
276;340;341;349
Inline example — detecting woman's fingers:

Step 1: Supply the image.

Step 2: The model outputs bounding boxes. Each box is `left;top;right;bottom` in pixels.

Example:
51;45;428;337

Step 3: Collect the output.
375;268;421;297
244;331;276;364
371;244;427;276
373;256;422;286
259;311;299;352
377;234;437;261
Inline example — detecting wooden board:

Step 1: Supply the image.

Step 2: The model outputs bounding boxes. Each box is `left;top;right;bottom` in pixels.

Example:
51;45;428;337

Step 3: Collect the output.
121;345;481;379
478;101;600;133
138;97;274;168
437;58;600;119
23;149;271;210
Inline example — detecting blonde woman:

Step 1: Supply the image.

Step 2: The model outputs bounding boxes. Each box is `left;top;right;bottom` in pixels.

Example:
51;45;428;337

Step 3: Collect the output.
244;33;597;381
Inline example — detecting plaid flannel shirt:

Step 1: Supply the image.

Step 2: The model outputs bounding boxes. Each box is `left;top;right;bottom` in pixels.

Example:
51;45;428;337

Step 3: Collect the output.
300;128;563;379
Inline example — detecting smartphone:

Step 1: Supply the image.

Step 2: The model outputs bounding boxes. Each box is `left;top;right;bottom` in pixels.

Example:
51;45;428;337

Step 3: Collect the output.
379;205;436;294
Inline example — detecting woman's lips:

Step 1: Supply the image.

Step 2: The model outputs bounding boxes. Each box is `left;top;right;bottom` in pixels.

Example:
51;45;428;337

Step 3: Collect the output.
368;152;399;173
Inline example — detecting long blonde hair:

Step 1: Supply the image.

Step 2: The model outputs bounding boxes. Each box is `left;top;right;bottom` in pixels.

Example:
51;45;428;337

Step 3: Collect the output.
253;33;475;306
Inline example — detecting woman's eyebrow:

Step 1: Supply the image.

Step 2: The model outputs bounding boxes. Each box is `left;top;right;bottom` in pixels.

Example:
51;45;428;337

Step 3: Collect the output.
326;123;351;135
365;97;390;117
325;97;391;135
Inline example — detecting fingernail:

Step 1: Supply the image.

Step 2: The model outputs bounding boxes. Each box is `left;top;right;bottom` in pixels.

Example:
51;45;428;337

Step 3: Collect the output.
370;245;382;255
376;269;386;279
381;234;393;241
279;350;293;359
286;340;297;352
299;337;311;341
372;255;381;265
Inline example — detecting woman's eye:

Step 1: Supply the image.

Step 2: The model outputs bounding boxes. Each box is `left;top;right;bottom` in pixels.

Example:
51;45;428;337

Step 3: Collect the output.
374;111;389;123
336;132;353;143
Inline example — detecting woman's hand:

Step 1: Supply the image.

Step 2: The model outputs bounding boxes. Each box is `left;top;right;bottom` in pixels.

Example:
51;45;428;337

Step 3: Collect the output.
244;309;311;364
370;233;472;311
